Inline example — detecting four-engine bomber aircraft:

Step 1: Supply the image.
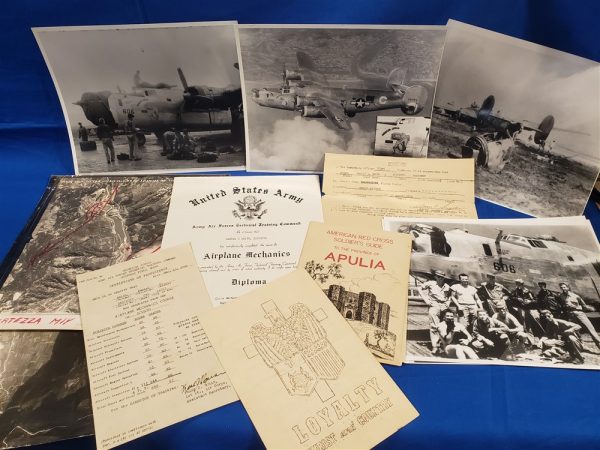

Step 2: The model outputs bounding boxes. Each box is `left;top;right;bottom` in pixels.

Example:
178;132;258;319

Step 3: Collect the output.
251;50;434;130
73;66;243;145
401;222;600;304
437;95;587;172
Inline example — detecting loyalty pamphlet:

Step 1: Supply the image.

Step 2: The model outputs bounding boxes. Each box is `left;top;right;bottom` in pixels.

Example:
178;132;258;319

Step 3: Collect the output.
76;244;236;450
298;222;412;365
202;270;418;450
161;176;323;305
322;153;477;227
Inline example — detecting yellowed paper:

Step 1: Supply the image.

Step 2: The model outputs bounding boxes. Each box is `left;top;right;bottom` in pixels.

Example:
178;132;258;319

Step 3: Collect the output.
76;244;237;450
322;154;477;226
322;195;478;227
202;270;418;450
298;222;412;366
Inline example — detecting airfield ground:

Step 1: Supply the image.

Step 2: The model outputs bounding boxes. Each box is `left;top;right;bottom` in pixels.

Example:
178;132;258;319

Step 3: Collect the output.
75;131;245;174
428;111;598;217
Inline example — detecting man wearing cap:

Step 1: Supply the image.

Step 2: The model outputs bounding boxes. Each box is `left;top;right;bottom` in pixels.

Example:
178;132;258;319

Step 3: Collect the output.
450;273;483;332
418;270;451;354
538;309;584;364
477;273;509;315
557;282;600;349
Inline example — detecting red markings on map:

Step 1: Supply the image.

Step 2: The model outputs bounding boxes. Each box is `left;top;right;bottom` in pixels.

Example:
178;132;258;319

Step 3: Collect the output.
27;185;120;268
126;237;161;261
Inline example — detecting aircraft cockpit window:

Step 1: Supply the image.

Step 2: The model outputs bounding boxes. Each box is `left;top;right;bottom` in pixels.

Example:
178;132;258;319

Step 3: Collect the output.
482;243;493;256
528;239;547;248
505;235;527;245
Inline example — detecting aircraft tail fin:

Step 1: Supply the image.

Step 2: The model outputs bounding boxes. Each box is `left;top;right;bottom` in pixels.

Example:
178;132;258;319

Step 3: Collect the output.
351;39;388;84
386;67;409;93
133;70;142;88
295;51;328;86
534;115;554;145
296;51;318;71
477;95;495;121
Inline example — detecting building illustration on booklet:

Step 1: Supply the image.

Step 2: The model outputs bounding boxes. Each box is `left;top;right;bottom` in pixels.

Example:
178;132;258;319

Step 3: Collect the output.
324;285;391;332
304;259;397;360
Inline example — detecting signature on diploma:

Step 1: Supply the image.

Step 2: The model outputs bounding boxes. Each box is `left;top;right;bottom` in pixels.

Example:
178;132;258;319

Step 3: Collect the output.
181;371;226;394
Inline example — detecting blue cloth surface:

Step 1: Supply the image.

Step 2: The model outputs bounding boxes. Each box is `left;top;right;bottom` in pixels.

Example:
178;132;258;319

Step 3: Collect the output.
1;1;599;449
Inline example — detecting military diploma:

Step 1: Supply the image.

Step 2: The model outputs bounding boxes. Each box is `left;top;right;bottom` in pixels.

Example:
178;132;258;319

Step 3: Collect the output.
298;222;412;365
322;153;477;227
202;270;418;450
161;175;323;305
76;244;236;450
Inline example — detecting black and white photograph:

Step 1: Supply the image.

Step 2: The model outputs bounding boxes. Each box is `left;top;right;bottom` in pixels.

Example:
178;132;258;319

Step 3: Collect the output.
374;116;430;157
0;176;173;329
33;22;246;175
0;331;92;449
238;25;445;172
430;20;600;217
383;217;600;369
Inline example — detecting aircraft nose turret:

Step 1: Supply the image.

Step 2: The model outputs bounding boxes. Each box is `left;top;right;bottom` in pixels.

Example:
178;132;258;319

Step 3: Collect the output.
73;91;116;127
250;88;267;105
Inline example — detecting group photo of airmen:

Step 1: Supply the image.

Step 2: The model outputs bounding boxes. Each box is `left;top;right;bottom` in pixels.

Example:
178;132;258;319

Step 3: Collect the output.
419;271;600;365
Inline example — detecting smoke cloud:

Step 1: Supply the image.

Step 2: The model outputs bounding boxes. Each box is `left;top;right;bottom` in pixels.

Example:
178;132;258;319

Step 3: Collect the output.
251;116;373;172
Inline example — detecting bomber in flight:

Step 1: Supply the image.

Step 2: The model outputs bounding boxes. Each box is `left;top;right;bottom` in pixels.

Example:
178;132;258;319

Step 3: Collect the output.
251;50;435;130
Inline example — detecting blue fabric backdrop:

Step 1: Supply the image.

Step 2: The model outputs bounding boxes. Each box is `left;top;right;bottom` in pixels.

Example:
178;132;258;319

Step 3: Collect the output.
1;1;599;449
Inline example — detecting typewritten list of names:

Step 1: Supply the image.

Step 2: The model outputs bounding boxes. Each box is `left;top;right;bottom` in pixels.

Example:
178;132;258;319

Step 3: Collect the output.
77;244;236;450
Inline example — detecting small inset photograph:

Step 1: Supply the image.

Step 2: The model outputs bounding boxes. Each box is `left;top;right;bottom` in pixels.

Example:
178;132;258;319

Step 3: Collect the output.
374;116;430;157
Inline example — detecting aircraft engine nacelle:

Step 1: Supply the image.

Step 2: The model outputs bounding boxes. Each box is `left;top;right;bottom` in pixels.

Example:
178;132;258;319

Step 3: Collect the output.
461;134;513;173
295;96;314;107
302;106;325;118
400;85;428;115
285;69;302;81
